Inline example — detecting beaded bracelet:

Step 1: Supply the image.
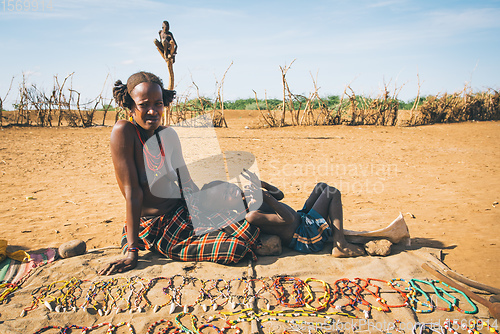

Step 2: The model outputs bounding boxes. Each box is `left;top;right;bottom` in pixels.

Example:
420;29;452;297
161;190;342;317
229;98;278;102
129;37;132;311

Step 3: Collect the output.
128;247;139;252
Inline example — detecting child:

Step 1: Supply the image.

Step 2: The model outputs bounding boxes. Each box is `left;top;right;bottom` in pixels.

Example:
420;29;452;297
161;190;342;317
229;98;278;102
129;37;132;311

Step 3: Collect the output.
199;170;365;257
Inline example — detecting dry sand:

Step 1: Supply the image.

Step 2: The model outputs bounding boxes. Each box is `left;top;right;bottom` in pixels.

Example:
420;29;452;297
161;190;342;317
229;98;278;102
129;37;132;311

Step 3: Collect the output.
1;112;498;286
0;112;499;333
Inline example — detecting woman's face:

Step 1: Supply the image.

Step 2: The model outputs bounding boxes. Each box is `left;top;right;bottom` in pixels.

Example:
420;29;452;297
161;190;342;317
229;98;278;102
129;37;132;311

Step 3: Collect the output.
130;82;164;135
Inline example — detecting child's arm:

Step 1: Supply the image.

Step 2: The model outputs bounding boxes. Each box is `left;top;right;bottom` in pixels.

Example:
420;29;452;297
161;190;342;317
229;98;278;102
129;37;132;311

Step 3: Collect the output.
261;180;284;200
242;169;284;200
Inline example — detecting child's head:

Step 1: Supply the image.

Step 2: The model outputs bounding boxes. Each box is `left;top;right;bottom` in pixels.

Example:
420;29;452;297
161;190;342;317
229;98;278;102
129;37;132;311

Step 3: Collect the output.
162;21;170;31
199;180;243;212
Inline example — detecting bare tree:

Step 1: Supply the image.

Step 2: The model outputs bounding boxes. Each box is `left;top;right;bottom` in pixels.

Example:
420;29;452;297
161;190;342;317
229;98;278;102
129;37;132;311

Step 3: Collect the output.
1;76;15;127
212;61;233;127
279;59;296;126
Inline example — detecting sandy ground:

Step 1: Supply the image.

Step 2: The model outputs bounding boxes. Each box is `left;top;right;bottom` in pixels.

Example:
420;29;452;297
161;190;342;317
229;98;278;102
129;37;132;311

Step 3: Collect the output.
0;111;499;289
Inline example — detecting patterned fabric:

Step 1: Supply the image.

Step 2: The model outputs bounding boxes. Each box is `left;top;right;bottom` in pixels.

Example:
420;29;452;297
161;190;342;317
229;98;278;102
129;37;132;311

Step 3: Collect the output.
121;203;260;264
0;248;56;283
288;207;332;253
184;190;247;235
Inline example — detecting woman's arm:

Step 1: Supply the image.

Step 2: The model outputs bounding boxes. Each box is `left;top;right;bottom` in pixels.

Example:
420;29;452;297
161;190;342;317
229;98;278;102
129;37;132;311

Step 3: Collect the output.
99;121;142;275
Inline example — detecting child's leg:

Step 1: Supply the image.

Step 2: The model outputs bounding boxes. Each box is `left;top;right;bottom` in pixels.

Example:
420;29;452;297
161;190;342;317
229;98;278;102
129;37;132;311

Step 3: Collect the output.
308;185;364;257
302;182;329;212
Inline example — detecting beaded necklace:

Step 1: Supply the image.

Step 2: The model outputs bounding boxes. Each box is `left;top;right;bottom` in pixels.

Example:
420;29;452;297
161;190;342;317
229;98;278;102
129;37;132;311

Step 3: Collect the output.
367;277;409;309
199;278;217;312
168;275;206;313
174;312;200;334
272;276;305;308
389;278;433;314
406;279;433;313
355;277;390;312
143;276;173;313
146;319;180;334
411;278;452;312
472;319;499;334
244;278;273;310
208;278;230;310
81;322;113;333
303;278;331;312
133;122;165;179
222;308;356;328
408;278;472;314
443;319;460;334
430;280;477;314
198;323;223;334
33;325;63;333
330;278;370;317
225;278;246;310
22;277;85;316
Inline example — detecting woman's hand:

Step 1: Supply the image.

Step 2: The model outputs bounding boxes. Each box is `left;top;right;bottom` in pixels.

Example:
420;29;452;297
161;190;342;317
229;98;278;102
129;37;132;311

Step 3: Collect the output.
98;251;138;276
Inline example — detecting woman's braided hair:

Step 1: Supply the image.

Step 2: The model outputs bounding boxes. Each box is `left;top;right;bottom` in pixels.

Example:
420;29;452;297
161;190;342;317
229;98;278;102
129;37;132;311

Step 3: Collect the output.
113;71;176;110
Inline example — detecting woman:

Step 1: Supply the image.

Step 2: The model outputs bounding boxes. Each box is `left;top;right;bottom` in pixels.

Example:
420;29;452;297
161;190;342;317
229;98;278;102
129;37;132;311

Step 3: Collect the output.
99;72;260;275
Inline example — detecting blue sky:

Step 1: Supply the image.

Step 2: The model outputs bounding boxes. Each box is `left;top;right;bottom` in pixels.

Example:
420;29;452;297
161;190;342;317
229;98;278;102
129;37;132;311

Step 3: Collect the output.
1;0;499;108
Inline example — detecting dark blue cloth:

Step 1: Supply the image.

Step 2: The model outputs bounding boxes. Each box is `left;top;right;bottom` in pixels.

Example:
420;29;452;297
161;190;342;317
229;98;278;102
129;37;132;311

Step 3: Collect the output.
288;207;332;253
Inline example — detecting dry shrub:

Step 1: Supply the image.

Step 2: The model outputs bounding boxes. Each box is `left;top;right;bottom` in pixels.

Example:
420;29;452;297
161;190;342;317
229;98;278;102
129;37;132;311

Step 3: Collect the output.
412;88;500;125
2;73;112;127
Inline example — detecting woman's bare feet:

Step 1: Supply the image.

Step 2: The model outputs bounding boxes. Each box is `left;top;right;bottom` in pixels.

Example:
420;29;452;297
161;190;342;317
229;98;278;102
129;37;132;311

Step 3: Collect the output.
331;241;365;258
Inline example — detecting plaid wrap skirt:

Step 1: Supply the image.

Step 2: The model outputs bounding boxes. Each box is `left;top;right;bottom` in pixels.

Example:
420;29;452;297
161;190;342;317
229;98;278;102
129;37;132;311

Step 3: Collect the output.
121;203;260;264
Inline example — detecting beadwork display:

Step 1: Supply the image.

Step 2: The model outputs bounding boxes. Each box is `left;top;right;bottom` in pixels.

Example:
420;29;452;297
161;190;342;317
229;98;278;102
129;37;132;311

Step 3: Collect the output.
2;274;495;334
